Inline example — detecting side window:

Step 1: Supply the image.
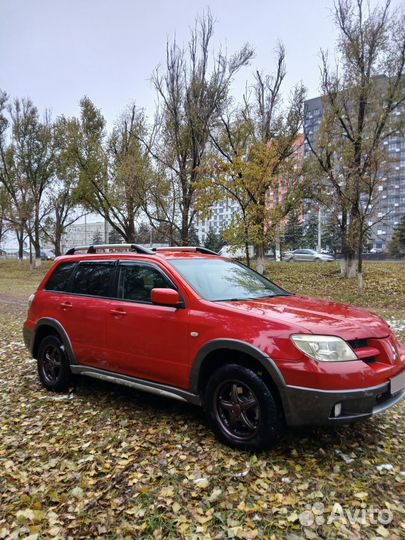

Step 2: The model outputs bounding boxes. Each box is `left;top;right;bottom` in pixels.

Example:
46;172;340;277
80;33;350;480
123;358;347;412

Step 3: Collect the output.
118;264;173;302
70;263;115;297
45;262;76;292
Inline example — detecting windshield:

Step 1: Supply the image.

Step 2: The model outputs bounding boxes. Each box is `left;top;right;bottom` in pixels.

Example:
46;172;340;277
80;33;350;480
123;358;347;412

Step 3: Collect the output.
170;258;289;301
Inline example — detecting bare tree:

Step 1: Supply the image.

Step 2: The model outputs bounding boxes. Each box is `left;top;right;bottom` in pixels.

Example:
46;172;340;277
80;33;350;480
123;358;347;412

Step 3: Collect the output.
139;11;254;245
306;0;405;291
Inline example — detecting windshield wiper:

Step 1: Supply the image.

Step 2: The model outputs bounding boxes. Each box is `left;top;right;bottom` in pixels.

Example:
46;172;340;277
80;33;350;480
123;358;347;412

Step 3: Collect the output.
214;298;244;302
252;293;289;299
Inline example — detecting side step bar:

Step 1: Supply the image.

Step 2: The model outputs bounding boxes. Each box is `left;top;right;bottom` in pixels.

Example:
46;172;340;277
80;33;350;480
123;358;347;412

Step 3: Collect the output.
70;365;201;406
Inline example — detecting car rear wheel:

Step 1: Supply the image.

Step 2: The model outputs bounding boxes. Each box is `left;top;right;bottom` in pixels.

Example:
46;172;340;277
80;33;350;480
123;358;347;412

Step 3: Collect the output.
204;364;282;451
37;335;72;392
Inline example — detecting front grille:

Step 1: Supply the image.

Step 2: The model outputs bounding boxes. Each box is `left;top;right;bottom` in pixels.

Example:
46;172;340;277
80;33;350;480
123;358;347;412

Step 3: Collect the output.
348;338;375;364
348;338;368;350
348;337;399;365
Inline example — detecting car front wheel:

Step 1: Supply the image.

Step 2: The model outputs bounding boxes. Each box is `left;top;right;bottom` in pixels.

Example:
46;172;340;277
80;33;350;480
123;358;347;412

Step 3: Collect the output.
37;335;72;392
204;364;283;451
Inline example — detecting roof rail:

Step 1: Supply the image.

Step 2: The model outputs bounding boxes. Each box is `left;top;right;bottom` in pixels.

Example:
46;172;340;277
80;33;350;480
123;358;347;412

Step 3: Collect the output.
152;246;219;255
65;244;155;256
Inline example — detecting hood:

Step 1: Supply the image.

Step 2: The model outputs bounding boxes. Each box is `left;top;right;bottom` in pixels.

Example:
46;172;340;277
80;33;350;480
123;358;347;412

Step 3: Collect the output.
219;295;390;340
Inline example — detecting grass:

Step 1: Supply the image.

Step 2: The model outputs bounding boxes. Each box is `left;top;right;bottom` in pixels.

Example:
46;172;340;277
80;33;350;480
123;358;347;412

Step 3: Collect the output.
0;259;53;299
265;261;405;321
0;259;404;539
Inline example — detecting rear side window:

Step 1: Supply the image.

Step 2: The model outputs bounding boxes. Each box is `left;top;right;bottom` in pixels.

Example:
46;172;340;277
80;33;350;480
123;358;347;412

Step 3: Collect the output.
71;262;115;297
117;264;173;302
45;262;76;292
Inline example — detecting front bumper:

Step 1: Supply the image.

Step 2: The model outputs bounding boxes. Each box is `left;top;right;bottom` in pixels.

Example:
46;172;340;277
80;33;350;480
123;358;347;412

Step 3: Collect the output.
23;324;34;354
282;378;405;426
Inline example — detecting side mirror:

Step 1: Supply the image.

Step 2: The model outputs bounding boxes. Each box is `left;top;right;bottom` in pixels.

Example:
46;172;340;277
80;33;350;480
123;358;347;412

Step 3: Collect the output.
151;288;182;307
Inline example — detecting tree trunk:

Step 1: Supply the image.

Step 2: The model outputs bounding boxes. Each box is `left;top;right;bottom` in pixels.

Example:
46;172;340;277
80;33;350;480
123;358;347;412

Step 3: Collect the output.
275;227;281;262
126;220;136;243
357;230;364;294
339;210;357;278
244;221;250;267
340;255;357;278
256;244;266;274
33;209;42;267
16;229;24;264
33;239;42;267
54;230;62;257
181;209;189;246
245;241;250;267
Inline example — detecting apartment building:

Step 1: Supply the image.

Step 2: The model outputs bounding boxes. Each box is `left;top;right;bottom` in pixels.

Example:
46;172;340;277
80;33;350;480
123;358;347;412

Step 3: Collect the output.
61;220;112;252
195;198;240;244
304;93;405;251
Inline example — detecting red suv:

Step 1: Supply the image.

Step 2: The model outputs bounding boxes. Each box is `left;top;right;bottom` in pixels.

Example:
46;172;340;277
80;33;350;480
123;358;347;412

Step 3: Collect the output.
23;244;405;451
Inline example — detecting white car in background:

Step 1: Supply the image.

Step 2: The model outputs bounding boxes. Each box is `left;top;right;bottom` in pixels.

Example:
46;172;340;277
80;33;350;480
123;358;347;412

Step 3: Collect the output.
285;249;335;262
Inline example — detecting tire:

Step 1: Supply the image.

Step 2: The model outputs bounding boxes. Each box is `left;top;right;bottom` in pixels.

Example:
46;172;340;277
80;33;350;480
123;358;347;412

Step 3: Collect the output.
37;335;72;392
203;364;283;452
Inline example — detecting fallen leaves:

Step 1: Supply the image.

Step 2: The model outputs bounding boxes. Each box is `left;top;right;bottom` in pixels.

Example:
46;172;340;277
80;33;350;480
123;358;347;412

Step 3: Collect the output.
0;261;404;539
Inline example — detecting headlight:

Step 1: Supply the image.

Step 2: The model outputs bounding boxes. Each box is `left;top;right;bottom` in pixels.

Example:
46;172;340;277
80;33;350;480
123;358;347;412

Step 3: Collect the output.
291;334;357;362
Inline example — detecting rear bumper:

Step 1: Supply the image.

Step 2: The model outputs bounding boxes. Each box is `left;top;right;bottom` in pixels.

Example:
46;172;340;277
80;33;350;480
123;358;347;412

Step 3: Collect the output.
282;377;405;426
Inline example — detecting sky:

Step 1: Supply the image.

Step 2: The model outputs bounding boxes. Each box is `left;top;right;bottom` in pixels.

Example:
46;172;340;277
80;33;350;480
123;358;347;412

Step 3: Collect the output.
1;0;343;126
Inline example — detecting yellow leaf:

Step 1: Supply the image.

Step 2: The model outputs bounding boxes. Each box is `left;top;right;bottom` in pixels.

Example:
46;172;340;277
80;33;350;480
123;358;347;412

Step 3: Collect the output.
172;502;181;513
376;525;390;537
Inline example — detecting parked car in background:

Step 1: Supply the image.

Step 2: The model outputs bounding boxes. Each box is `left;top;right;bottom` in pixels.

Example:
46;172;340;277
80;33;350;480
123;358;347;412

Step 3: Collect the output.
285;249;335;262
41;250;55;261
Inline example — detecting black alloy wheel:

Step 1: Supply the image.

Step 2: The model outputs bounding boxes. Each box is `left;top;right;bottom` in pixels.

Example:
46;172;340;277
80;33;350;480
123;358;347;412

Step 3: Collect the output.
37;335;72;391
214;379;260;441
204;364;283;451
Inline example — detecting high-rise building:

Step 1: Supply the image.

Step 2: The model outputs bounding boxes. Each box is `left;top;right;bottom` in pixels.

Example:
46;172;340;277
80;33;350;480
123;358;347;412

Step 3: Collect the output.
304;94;405;251
195;198;240;244
266;134;305;213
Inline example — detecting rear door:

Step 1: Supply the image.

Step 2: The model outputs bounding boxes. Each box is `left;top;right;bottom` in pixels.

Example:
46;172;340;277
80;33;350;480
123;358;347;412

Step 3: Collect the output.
105;261;190;388
58;261;116;367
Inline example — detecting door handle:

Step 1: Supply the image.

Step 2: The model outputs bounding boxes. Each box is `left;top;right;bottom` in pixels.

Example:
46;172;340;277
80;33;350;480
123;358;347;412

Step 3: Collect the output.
60;301;72;310
110;309;127;317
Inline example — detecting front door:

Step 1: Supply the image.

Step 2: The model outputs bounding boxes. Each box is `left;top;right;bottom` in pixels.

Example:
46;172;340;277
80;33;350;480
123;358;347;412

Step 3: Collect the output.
105;261;189;388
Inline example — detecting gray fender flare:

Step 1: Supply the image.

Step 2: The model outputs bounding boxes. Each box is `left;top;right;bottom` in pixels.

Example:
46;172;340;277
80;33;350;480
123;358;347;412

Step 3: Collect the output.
33;318;77;365
189;339;286;395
